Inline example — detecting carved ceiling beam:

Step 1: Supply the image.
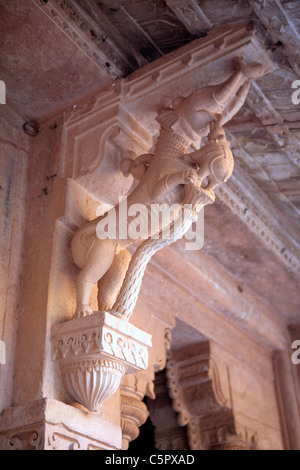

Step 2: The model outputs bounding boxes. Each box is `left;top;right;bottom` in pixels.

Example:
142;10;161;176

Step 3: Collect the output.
165;0;213;35
167;0;300;79
247;0;300;78
246;82;300;169
32;0;142;78
216;161;300;275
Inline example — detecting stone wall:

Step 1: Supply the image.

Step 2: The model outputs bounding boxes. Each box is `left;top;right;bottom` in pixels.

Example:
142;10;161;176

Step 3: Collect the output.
0;105;29;413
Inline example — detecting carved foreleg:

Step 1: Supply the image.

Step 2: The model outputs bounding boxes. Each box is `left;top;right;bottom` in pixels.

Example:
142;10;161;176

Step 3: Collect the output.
213;68;246;111
213;57;264;117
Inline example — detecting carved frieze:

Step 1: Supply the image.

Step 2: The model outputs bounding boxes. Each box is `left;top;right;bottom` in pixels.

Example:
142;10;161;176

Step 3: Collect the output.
0;398;122;450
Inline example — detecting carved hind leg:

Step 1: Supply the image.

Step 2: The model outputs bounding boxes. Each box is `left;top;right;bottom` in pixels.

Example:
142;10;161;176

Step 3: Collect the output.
73;237;115;318
97;248;131;311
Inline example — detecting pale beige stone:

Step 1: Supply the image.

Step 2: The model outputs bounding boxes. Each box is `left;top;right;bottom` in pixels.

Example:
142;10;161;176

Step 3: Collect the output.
1;10;299;451
70;57;265;321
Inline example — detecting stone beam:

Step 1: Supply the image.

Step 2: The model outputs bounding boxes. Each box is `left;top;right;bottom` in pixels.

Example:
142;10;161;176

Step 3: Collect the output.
246;82;300;170
247;0;300;78
217;158;300;275
165;0;213;35
32;0;142;78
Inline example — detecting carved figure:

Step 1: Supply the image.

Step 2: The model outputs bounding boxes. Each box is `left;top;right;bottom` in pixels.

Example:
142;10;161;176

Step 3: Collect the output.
71;57;264;318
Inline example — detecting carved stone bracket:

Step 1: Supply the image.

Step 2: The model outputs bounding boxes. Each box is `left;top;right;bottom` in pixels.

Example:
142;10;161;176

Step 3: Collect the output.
0;398;122;450
52;311;152;412
165;341;258;450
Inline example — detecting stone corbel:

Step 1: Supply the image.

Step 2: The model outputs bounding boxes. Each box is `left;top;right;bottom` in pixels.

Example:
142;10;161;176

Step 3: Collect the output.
165;341;258;450
51;311;152;412
49;22;274;448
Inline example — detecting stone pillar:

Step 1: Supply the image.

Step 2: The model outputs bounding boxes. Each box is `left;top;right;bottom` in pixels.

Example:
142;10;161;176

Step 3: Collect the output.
120;369;154;450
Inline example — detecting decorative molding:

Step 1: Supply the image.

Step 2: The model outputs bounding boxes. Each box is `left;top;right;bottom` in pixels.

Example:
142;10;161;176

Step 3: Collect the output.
217;181;300;274
120;394;149;450
148;369;190;451
166;343;230;428
52;311;152;411
121;22;274;100
119;328;171;449
0;398;122;450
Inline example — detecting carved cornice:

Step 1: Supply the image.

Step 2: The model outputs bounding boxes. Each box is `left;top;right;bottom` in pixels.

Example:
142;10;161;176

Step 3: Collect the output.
121;22;274;100
217;168;300;274
167;0;300;80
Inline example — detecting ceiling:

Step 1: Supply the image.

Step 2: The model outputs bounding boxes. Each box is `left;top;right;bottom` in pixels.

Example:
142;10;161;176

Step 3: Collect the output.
1;0;300;323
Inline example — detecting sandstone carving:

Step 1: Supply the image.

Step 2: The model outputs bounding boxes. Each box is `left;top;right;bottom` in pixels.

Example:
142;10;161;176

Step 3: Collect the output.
52;311;152;411
165;341;258;450
71;57;265;320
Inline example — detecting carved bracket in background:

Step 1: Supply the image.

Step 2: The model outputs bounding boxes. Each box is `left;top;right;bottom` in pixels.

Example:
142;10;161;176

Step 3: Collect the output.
164;340;258;450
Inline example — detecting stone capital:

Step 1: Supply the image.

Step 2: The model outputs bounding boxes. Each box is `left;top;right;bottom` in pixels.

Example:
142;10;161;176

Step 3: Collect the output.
52;311;152;412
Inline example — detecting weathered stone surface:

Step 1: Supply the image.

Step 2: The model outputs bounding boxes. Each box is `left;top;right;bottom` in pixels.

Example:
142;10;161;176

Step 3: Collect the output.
1;2;300;451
